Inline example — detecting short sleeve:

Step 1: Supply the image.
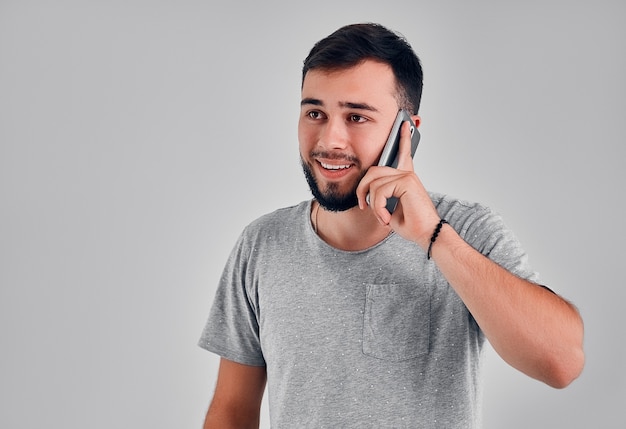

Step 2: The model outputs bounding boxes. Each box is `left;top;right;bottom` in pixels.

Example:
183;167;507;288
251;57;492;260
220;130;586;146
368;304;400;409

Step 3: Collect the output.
435;195;540;284
198;230;266;366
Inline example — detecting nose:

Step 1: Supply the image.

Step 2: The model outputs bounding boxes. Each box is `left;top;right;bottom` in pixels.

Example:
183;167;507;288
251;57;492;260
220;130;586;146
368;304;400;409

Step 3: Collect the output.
318;117;349;151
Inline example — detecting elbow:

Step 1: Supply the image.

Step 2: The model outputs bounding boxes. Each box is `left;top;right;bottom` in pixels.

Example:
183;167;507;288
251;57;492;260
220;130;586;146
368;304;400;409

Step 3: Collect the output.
543;344;585;389
547;356;585;389
545;300;586;389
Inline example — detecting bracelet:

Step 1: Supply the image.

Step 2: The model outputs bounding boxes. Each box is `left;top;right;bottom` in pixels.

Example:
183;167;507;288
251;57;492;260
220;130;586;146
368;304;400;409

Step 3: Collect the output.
427;219;448;260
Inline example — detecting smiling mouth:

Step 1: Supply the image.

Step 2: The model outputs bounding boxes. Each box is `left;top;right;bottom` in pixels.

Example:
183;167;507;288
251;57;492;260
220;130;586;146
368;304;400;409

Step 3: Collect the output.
319;161;352;170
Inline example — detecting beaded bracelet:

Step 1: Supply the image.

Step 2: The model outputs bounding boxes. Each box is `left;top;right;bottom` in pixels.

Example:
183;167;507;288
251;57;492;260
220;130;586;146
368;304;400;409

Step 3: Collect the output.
427;219;448;260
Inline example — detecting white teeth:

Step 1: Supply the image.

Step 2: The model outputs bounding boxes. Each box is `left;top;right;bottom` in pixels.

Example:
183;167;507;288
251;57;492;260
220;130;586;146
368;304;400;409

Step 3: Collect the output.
320;162;351;170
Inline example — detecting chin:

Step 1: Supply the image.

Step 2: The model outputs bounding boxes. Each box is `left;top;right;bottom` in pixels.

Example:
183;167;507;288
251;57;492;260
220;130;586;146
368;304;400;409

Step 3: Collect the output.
301;159;360;212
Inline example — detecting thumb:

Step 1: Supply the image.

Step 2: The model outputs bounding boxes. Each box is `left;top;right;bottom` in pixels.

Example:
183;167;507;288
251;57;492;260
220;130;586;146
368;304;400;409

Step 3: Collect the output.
396;121;417;171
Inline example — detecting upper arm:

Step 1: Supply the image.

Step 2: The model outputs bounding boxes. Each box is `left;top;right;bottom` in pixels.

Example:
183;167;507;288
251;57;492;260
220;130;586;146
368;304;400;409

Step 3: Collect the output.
204;358;267;429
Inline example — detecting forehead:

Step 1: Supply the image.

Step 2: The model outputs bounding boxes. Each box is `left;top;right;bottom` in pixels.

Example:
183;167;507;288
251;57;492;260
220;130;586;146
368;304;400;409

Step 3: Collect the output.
301;60;399;108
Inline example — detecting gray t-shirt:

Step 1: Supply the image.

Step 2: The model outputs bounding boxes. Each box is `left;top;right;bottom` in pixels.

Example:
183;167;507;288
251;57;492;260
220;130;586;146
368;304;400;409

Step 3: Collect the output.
199;193;538;428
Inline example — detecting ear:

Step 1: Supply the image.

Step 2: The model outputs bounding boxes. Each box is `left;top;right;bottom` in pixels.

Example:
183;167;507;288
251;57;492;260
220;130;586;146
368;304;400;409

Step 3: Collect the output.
411;114;422;128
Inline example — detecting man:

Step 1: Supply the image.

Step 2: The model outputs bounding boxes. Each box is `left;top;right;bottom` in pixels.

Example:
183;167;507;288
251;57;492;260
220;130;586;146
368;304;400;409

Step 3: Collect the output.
199;23;584;428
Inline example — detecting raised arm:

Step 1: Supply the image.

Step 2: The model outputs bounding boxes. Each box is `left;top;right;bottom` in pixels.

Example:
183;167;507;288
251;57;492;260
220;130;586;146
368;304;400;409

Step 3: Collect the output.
203;358;267;429
357;121;585;388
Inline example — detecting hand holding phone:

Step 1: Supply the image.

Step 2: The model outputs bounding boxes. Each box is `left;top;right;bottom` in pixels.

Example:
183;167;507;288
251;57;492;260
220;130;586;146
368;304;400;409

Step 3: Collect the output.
377;109;421;213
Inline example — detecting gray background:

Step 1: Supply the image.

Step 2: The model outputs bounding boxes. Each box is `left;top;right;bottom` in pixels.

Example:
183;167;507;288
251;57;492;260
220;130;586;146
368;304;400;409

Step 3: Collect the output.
1;1;624;428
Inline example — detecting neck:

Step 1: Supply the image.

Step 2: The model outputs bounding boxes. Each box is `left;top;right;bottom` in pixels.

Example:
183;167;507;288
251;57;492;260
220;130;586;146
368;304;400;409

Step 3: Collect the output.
312;200;392;251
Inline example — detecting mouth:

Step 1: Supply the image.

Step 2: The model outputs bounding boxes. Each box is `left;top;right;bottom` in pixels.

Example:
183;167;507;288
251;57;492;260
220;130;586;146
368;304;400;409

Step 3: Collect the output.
319;161;352;171
308;151;360;180
316;159;355;178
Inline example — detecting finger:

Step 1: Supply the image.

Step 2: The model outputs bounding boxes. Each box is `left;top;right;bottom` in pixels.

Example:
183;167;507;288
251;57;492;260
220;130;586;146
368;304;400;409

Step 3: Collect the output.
356;165;398;210
356;168;376;210
367;174;405;224
396;121;416;172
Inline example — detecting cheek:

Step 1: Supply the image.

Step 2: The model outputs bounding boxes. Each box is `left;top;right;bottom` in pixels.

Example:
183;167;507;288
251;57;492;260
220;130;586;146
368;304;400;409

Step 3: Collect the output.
363;151;382;168
297;122;314;152
357;139;386;167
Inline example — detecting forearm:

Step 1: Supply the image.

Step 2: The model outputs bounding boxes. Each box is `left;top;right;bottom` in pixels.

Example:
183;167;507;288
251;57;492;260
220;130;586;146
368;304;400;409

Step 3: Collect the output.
204;402;260;429
430;224;585;388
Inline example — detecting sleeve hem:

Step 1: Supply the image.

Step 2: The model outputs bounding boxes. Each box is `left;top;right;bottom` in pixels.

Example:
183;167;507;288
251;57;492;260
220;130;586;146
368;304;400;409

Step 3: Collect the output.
197;340;266;367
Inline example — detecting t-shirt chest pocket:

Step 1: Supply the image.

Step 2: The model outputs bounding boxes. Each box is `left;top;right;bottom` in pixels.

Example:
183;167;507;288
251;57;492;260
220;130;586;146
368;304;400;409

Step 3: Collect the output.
362;283;431;361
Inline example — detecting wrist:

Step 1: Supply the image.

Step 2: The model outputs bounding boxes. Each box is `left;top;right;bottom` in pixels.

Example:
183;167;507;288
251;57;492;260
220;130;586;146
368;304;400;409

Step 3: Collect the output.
426;219;448;259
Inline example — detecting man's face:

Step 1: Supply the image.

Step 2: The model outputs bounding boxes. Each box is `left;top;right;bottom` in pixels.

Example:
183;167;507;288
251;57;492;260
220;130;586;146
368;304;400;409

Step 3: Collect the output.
298;60;401;211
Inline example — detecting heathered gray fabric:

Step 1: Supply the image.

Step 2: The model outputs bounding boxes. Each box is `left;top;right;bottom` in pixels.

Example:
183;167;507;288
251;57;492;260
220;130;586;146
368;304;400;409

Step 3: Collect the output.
199;193;539;428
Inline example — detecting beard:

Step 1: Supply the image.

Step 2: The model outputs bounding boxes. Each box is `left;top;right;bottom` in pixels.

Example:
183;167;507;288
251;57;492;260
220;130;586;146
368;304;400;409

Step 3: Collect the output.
300;156;366;212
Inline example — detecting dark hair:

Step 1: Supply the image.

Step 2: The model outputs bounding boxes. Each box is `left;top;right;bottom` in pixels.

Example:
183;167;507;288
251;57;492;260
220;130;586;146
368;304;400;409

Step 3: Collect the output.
302;23;423;114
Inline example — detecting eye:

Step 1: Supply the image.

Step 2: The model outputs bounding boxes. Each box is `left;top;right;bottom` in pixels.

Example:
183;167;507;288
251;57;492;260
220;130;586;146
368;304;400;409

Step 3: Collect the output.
349;114;368;123
307;110;325;120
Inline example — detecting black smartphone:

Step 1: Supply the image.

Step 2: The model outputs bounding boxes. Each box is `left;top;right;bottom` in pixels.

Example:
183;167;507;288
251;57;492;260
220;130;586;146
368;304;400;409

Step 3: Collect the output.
377;109;420;213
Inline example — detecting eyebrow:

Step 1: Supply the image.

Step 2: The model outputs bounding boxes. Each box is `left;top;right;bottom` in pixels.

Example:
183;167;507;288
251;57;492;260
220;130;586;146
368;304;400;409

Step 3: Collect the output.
300;98;379;112
301;97;323;107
